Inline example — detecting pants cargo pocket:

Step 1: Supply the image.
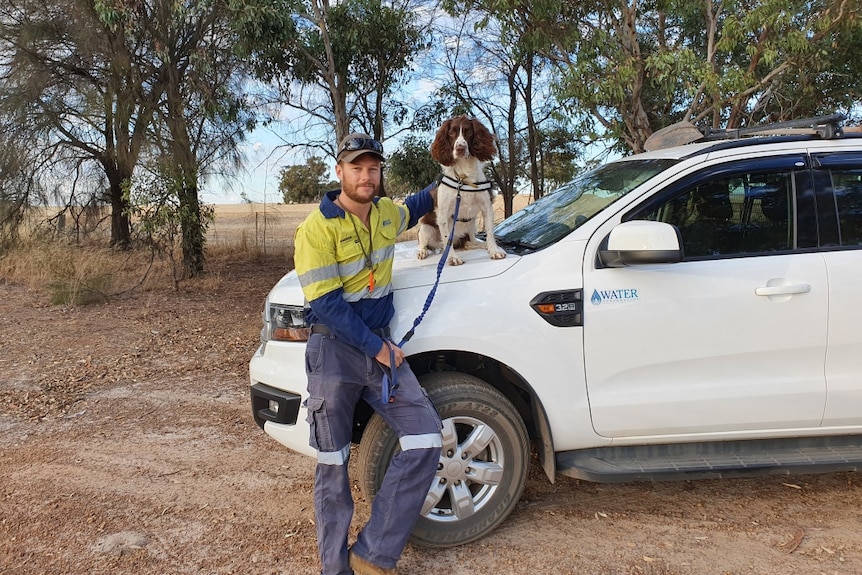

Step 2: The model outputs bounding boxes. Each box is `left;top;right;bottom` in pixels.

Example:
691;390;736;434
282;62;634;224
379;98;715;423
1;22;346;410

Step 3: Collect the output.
303;396;334;452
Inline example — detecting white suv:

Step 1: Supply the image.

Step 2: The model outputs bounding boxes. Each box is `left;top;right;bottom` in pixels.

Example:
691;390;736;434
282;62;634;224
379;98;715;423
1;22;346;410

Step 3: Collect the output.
250;115;862;548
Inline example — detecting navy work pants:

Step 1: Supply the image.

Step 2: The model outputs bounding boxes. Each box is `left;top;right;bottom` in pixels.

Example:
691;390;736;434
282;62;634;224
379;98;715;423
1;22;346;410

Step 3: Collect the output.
304;332;442;575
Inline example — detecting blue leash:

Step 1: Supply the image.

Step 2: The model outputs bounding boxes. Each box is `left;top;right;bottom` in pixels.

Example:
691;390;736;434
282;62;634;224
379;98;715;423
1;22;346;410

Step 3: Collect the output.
381;187;463;403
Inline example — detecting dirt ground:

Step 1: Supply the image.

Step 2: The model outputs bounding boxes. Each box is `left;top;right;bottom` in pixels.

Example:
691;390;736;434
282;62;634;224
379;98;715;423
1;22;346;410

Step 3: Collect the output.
2;257;862;575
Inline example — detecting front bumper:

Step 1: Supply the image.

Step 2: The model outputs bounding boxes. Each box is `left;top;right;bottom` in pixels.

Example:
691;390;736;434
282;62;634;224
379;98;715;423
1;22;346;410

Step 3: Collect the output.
249;342;316;458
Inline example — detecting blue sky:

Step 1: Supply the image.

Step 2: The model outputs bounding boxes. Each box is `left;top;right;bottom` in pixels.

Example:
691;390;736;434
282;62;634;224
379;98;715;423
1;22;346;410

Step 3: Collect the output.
203;136;290;205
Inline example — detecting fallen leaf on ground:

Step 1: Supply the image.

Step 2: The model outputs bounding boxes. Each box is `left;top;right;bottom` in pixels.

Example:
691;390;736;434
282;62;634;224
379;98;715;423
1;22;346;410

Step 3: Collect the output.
779;527;805;553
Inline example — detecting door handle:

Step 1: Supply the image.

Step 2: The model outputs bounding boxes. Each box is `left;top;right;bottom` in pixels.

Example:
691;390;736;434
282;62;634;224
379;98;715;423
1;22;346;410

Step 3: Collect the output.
755;283;811;296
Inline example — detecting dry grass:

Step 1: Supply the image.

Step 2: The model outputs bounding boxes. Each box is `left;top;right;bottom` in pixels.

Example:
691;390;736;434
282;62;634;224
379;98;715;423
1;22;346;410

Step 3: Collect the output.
0;203;316;301
1;196;531;303
0;239;174;304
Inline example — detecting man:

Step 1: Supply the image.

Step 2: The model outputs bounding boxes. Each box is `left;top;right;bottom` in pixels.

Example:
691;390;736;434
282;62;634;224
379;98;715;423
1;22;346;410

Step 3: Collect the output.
294;133;443;575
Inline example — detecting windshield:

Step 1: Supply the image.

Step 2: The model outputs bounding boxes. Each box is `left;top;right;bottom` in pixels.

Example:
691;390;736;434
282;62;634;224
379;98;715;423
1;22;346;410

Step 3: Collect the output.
494;158;678;250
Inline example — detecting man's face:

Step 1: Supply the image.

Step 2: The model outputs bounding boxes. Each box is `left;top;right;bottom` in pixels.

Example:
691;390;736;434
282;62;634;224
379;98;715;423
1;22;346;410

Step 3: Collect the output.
336;154;381;204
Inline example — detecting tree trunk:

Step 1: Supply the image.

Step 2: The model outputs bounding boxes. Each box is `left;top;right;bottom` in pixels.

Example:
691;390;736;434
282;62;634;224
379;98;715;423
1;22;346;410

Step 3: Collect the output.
164;77;206;278
523;55;542;201
171;135;206;278
108;179;132;248
103;163;132;248
178;180;205;278
503;72;519;219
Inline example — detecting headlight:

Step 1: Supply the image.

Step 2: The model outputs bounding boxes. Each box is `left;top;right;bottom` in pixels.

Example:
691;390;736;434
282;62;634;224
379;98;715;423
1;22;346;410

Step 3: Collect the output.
262;301;310;343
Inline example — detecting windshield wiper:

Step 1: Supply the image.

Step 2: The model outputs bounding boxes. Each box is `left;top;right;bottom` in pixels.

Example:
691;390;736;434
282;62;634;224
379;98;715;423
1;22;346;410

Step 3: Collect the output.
496;238;539;250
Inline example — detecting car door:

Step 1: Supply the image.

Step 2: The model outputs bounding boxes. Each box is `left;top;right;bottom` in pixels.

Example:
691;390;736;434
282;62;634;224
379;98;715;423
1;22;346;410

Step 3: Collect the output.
583;155;829;439
812;152;862;427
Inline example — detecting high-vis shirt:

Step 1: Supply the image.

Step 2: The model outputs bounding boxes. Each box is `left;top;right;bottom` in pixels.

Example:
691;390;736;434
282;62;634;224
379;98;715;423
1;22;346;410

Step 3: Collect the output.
295;186;434;357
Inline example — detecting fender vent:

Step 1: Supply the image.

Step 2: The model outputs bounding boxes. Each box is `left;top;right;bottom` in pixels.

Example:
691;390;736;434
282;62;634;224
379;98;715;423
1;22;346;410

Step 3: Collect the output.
530;290;583;327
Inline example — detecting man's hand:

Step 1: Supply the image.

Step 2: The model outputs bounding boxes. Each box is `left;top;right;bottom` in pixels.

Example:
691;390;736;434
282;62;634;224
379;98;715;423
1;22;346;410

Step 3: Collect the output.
375;339;404;369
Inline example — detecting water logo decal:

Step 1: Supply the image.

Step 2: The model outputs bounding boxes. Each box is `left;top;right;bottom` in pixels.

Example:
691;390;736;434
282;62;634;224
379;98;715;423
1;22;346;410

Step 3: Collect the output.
591;288;640;306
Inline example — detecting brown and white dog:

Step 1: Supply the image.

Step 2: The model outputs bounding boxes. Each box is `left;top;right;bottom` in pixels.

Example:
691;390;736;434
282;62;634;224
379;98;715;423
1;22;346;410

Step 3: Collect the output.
417;115;507;266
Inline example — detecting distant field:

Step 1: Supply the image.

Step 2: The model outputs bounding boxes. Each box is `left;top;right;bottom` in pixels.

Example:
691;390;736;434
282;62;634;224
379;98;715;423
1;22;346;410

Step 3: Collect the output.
207;202;317;255
26;195;531;257
208;195;531;255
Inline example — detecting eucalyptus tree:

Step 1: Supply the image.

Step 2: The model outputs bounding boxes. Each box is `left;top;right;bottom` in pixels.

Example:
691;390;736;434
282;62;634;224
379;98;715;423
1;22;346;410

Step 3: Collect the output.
525;0;862;153
468;0;572;202
538;122;585;191
234;0;430;160
278;156;334;203
134;0;257;276
0;130;47;247
0;0;161;247
1;0;258;275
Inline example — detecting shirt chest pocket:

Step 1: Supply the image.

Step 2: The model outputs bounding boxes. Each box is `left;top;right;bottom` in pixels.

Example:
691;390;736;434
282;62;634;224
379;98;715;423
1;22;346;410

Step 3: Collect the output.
378;221;397;245
336;234;367;264
338;222;397;265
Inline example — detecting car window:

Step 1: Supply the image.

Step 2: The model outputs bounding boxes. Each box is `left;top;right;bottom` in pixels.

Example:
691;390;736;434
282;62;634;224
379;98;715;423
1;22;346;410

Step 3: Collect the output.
639;170;796;259
828;168;862;246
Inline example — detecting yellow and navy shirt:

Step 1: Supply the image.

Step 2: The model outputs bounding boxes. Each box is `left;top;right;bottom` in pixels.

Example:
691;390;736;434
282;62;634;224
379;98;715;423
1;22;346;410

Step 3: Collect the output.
295;186;434;357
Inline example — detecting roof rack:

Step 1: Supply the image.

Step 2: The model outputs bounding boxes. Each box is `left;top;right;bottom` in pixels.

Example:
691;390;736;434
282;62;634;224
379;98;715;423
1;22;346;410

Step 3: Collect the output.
700;113;846;141
644;113;847;151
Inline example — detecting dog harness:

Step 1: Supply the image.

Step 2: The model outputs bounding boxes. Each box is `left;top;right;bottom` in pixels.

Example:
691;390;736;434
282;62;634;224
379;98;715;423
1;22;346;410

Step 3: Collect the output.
437;173;493;192
436;174;493;223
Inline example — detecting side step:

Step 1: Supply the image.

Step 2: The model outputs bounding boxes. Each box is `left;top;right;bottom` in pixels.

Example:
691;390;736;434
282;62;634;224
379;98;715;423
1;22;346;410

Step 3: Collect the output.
556;435;862;483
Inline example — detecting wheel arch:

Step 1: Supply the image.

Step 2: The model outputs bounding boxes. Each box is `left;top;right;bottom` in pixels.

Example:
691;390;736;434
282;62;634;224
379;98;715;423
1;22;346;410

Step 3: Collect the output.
352;348;557;483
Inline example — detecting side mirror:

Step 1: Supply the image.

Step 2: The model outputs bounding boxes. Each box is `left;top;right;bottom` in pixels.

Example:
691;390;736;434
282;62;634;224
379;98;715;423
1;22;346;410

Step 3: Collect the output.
598;221;683;268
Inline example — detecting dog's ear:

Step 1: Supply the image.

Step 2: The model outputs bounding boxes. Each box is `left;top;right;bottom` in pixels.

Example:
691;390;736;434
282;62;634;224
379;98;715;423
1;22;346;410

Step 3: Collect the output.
431;119;454;165
470;118;498;162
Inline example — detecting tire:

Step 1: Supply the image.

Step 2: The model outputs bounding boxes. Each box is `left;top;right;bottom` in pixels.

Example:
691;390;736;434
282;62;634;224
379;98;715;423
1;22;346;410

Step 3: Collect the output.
356;371;530;548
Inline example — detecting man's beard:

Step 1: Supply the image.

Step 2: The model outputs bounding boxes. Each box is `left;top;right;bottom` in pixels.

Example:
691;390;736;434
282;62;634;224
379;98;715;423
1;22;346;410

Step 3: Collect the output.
341;180;380;203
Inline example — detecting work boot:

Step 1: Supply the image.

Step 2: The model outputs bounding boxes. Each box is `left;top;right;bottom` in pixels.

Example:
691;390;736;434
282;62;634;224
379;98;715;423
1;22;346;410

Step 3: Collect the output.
348;548;396;575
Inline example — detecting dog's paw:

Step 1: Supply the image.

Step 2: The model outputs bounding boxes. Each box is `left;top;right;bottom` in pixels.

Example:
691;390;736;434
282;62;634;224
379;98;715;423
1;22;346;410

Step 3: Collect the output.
416;248;430;260
489;248;506;260
447;255;465;266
